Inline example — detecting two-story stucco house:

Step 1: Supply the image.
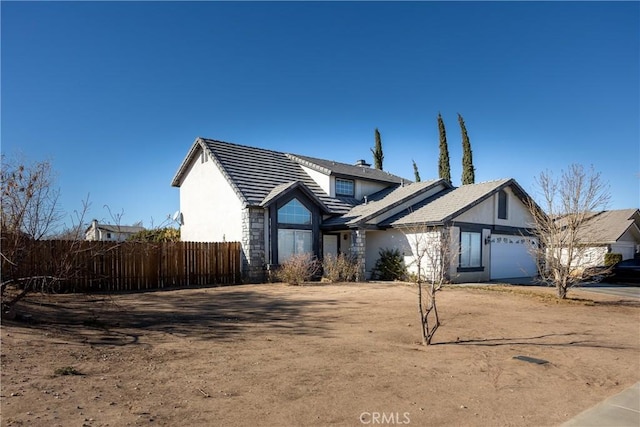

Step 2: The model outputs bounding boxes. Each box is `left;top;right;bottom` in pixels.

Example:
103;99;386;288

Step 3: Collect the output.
171;137;540;283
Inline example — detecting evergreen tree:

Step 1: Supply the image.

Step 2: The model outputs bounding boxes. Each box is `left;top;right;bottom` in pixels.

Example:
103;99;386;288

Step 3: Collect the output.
412;159;421;182
437;113;451;185
371;128;384;170
459;113;475;185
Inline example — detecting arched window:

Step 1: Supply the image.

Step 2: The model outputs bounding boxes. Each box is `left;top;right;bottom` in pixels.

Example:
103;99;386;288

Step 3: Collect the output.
277;198;312;264
278;198;311;225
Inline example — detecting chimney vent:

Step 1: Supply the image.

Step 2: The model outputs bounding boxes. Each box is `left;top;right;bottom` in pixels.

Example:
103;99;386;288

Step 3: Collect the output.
355;159;371;167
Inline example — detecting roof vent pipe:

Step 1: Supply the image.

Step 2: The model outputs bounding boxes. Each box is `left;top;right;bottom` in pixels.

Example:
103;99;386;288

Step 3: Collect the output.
364;195;368;205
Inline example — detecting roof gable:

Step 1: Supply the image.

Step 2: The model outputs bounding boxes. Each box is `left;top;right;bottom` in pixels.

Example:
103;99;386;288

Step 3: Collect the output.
172;138;360;214
260;181;331;214
383;179;532;227
572;209;640;243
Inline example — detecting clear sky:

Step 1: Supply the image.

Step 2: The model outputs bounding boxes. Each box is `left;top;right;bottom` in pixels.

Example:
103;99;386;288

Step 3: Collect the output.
2;1;639;229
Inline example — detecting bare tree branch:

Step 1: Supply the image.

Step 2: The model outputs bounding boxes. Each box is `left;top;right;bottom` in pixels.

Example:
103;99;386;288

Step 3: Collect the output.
527;164;611;299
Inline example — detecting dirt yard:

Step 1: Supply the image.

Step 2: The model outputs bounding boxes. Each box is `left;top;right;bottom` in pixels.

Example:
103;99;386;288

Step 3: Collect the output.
1;283;639;427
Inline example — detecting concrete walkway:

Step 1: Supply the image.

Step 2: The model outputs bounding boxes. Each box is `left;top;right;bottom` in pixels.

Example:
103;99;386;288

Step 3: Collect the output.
562;382;640;426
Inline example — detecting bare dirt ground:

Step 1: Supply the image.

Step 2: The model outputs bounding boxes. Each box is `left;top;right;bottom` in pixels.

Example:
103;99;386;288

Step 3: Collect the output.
1;283;639;427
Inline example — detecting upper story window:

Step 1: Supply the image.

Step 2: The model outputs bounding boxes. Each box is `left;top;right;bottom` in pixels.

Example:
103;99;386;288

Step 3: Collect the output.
336;178;355;196
277;198;311;225
498;189;508;219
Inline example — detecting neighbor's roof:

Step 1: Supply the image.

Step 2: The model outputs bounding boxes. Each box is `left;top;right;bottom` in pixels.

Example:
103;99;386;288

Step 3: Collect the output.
171;138;403;213
88;223;145;234
382;179;527;227
572;209;640;243
322;179;447;228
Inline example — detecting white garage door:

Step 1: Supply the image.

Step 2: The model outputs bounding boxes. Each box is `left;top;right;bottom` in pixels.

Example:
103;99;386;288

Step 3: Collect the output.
490;235;537;279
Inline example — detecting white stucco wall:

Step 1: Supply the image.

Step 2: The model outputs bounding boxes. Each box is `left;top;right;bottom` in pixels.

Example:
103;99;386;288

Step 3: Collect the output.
611;243;636;261
402;230;444;281
612;228;640;260
291;165;389;201
300;165;331;195
178;149;243;242
366;228;451;282
355;180;389;200
455;187;533;228
566;246;609;269
365;230;411;279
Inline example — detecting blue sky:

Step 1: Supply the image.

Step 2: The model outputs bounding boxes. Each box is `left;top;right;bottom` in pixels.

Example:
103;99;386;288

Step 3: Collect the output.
2;1;638;229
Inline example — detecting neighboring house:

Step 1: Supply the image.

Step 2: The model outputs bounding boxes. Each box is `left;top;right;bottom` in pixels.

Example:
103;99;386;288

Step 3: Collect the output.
85;219;145;242
171;137;540;282
558;209;640;268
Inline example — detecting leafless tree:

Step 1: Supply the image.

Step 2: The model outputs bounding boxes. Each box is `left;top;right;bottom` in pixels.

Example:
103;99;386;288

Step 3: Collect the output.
1;155;67;313
0;153;108;315
401;225;456;345
1;154;64;240
527;164;610;299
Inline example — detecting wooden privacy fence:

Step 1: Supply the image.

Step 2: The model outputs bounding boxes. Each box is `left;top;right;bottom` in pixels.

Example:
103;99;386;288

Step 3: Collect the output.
1;240;242;293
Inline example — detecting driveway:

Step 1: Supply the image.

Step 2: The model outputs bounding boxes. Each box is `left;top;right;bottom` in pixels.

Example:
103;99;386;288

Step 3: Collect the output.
488;277;640;299
576;282;640;299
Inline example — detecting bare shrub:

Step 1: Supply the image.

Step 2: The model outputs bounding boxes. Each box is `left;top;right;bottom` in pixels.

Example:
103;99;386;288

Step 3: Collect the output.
322;253;359;283
527;164;611;299
401;225;457;345
275;253;320;285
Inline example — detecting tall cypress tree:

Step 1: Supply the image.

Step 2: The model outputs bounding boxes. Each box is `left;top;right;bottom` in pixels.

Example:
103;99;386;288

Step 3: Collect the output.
371;128;384;170
459;113;475;185
412;159;421;182
437;113;451;185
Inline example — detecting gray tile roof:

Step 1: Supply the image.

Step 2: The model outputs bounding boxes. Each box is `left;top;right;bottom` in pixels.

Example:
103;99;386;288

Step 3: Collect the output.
172;139;539;232
172;138;373;214
382;179;515;227
286;154;406;184
571;209;640;243
322;179;446;228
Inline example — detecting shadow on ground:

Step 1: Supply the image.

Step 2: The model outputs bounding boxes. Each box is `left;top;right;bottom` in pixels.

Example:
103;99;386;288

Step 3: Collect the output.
5;286;340;346
435;332;632;350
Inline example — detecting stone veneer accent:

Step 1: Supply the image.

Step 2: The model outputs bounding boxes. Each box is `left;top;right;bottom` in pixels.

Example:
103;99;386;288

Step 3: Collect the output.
241;207;266;282
350;229;366;281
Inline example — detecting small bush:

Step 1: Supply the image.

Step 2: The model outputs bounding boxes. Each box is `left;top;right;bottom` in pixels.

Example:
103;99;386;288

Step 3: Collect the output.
604;253;623;266
275;253;320;285
372;248;407;281
322;253;359;282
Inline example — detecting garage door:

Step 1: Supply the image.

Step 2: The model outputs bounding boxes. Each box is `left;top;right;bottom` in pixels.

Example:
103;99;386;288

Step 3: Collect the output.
490;235;537;279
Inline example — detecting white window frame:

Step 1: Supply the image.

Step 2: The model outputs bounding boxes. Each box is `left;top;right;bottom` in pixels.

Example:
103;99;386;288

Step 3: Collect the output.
460;231;482;268
335;178;355;196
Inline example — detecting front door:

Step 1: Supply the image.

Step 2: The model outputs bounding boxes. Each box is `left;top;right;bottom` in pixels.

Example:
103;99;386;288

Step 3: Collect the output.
323;234;339;259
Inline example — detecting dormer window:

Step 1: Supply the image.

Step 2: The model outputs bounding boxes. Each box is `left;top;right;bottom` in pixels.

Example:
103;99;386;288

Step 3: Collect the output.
336;178;355;196
498;189;508;219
